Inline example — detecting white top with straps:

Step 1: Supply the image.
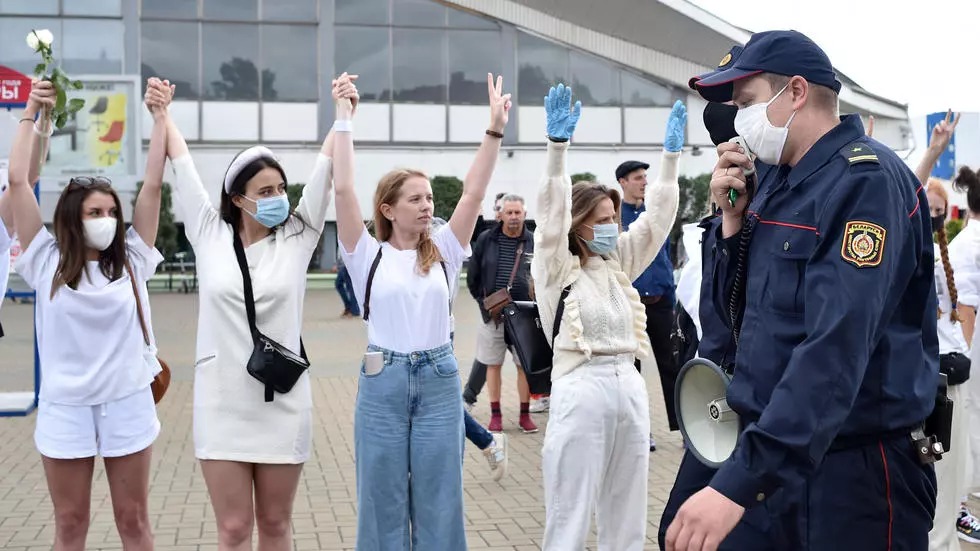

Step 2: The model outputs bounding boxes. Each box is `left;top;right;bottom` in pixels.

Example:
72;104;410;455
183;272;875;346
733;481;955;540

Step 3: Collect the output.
340;224;470;353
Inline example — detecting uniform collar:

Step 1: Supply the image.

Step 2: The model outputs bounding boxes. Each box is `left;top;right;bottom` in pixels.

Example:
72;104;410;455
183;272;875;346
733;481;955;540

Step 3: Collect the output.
787;114;865;190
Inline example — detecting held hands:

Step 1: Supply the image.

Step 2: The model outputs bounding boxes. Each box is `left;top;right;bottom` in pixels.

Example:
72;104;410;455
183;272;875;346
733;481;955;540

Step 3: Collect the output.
710;141;754;219
487;73;511;133
332;73;360;119
544;83;581;141
929;109;960;154
664;99;687;153
144;77;174;120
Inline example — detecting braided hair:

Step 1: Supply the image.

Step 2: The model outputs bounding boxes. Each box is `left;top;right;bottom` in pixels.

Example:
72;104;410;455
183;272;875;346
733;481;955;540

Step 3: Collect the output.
927;179;959;322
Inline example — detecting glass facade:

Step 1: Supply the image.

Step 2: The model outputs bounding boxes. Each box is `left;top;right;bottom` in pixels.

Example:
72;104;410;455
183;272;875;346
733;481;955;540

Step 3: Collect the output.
0;0;684;144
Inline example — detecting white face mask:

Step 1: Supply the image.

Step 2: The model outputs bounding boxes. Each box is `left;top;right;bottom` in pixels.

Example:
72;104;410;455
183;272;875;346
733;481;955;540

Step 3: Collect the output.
83;217;117;251
734;84;797;165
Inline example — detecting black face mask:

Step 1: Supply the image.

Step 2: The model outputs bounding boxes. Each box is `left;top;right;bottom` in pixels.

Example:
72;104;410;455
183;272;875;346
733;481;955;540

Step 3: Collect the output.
702;102;739;146
932;215;946;233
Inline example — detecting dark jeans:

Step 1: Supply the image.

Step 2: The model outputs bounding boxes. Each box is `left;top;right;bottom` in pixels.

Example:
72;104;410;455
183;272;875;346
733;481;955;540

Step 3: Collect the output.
336;265;360;316
464;409;493;449
637;299;679;431
462;359;488;405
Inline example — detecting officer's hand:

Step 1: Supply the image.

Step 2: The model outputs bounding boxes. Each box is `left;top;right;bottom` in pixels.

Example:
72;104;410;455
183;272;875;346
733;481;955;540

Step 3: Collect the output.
665;486;745;551
710;142;752;219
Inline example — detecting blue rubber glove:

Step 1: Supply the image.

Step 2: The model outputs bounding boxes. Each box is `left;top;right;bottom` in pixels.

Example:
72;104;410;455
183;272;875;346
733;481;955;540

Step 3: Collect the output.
664;99;687;153
544;83;582;141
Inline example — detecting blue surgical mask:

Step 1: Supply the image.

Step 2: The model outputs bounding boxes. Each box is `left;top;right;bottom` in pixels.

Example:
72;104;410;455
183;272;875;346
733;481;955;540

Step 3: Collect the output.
242;195;290;228
581;223;619;255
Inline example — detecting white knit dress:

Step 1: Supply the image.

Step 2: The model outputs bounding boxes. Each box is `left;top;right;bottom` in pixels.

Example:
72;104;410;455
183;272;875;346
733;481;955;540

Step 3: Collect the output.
170;153;333;464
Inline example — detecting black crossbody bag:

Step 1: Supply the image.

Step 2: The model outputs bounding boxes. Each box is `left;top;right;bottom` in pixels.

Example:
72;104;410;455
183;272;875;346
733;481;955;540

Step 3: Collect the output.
501;286;570;395
233;233;309;402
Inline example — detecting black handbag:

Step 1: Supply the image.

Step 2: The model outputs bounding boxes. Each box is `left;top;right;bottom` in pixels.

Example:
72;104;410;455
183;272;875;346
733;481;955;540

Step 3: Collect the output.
233;233;309;402
940;352;971;386
501;286;570;396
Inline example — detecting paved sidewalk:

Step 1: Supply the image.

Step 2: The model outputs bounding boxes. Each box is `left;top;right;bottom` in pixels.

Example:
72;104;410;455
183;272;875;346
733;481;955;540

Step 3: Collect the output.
0;290;686;550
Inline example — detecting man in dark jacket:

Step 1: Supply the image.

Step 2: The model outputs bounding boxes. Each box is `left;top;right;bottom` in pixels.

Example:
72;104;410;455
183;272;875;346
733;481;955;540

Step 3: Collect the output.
466;194;537;433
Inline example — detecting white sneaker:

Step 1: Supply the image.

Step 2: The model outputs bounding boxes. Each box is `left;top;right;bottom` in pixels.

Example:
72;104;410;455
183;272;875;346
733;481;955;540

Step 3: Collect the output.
484;433;509;481
529;397;550;413
957;505;980;544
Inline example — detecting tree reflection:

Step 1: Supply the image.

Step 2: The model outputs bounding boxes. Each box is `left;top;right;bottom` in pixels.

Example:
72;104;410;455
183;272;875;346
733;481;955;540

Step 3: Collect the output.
207;57;279;101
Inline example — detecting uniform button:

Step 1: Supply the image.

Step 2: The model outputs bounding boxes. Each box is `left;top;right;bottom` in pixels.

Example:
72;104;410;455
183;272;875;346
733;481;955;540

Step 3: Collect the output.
756;492;766;502
783;241;790;251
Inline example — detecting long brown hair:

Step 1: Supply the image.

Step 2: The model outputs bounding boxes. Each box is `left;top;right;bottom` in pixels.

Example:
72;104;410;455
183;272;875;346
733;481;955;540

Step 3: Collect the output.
50;181;127;298
374;169;442;274
928;179;959;322
568;181;621;266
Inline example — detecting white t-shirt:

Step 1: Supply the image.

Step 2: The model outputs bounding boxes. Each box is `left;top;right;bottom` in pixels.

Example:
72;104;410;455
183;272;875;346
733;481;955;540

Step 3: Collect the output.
0;218;10;315
935;243;969;354
341;224;470;353
15;226;164;405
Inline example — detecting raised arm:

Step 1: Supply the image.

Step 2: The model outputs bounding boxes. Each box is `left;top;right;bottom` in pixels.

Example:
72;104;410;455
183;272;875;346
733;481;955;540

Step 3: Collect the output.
332;73;367;253
530;84;581;289
915;109;958;185
163;86;219;245
616;100;684;281
447;74;510;248
6;81;56;250
132;78;173;248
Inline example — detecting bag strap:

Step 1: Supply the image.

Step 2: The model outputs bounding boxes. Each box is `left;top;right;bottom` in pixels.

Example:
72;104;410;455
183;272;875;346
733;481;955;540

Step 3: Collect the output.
363;247;452;322
232;232;260;340
363;248;384;322
125;263;151;347
552;285;571;341
504;242;525;290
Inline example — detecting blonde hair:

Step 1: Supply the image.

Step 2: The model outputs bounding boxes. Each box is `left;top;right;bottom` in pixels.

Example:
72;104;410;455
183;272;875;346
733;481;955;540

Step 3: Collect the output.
373;169;442;275
928;178;959;322
568;182;621;266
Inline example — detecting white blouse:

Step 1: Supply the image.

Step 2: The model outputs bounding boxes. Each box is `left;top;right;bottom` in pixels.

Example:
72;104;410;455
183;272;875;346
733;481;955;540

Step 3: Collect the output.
530;141;679;381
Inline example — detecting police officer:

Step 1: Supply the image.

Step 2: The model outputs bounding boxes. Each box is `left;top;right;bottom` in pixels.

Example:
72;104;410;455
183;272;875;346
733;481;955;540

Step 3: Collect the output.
665;30;938;550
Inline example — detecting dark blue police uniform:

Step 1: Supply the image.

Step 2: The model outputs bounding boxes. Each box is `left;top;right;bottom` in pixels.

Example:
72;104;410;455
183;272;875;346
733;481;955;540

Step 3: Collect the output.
707;114;938;549
668;29;939;550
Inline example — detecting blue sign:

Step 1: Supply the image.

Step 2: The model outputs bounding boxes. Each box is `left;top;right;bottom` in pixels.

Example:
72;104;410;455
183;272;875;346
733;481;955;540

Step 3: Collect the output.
926;112;956;180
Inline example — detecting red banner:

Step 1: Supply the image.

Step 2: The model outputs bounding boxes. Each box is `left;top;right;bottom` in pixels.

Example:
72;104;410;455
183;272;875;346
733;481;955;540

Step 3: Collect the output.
0;65;31;106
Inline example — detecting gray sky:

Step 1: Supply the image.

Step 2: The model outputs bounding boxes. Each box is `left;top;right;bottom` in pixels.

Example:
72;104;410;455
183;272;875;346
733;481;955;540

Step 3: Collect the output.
688;0;980;116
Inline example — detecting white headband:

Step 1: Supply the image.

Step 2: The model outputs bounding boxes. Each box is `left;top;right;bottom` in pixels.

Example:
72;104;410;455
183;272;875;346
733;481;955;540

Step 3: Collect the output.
224;146;278;194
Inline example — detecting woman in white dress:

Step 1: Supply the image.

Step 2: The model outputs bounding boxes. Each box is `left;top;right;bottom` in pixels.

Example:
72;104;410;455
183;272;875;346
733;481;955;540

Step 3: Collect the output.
158;76;356;550
333;73;509;550
8;78;170;550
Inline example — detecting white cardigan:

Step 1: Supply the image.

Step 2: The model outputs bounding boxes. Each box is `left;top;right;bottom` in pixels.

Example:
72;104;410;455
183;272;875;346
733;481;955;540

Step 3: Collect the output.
530;141;679;381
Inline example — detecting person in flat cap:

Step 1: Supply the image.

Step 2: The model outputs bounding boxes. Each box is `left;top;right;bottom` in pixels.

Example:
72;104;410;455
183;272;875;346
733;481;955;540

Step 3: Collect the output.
665;30;939;551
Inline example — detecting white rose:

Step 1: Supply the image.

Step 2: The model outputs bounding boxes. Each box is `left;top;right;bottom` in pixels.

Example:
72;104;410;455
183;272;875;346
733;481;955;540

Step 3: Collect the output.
26;29;53;52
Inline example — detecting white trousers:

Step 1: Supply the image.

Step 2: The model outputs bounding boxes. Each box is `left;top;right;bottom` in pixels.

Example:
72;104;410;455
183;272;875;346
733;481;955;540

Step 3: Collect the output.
542;356;650;551
931;383;969;551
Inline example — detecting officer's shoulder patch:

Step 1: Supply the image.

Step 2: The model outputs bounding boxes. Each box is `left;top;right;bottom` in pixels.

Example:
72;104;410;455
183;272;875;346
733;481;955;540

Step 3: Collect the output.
841;220;886;268
839;141;879;165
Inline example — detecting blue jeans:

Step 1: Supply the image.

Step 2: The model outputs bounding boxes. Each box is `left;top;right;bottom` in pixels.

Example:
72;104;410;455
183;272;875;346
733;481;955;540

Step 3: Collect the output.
337;265;360;316
355;343;466;550
464;409;493;449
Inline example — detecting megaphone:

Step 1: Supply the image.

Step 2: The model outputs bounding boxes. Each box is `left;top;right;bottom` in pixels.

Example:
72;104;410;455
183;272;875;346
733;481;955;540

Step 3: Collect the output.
674;358;740;468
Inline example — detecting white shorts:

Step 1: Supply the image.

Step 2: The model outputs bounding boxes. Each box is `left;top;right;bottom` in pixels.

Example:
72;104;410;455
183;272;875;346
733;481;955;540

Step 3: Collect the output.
476;321;520;366
35;386;160;459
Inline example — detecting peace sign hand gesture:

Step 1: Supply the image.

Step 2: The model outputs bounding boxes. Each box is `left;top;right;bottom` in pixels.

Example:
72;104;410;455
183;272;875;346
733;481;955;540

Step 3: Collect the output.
487;73;511;134
929;109;960;154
